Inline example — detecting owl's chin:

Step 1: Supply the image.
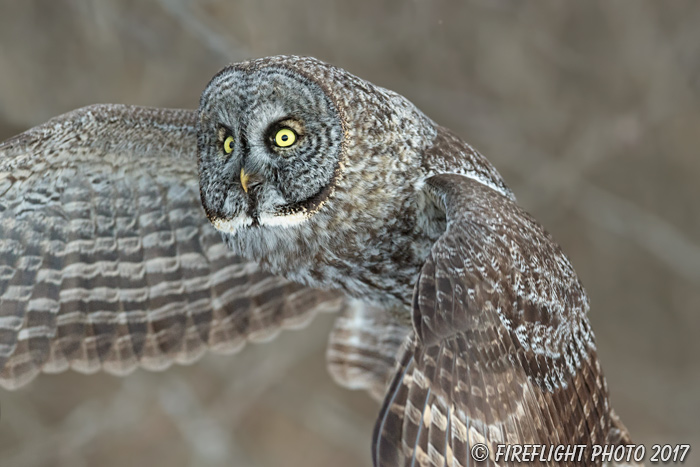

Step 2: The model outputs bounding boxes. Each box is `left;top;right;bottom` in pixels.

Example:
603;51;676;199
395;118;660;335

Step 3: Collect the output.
210;214;253;234
210;209;310;235
257;210;311;227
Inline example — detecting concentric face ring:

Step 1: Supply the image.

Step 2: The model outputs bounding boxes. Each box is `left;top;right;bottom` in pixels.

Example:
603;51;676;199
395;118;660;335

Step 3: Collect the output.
197;59;346;233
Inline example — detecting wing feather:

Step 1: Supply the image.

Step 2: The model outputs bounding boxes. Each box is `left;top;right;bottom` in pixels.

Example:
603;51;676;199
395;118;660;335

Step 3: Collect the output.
374;174;617;467
326;299;410;400
0;104;343;389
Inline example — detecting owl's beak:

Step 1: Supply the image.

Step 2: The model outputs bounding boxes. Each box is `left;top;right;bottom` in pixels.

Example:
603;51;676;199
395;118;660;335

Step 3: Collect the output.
240;168;251;193
240;168;263;194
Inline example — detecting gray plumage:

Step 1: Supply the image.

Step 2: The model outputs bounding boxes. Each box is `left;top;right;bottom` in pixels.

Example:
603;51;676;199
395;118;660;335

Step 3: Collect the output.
0;104;343;387
0;55;637;466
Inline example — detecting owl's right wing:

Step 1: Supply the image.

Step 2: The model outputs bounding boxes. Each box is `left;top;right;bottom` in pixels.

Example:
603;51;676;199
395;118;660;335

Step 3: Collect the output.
0;104;344;389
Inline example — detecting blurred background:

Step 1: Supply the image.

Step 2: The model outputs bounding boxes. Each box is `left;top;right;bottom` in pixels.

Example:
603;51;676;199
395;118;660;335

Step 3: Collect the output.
0;1;698;466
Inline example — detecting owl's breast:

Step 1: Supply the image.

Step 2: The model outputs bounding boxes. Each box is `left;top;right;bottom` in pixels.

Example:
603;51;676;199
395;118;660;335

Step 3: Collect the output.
220;181;444;311
295;190;446;309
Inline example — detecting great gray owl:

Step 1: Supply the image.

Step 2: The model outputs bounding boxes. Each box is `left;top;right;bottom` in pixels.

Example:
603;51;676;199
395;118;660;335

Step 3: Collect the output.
0;56;637;466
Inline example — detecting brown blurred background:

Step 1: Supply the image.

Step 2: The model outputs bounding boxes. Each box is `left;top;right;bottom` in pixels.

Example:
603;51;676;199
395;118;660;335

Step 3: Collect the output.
0;1;698;466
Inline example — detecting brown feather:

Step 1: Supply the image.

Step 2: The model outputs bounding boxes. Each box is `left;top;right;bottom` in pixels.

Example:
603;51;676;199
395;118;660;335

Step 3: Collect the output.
373;174;632;467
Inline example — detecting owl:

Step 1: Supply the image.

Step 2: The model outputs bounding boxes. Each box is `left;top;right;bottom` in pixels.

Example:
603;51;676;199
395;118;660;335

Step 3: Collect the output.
0;56;637;466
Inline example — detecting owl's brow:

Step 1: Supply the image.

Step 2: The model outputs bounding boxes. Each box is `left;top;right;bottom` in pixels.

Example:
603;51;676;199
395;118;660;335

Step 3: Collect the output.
237;105;254;128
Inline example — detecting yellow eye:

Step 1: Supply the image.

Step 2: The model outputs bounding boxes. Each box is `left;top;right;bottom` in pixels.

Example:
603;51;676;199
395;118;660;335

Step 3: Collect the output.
274;128;297;147
223;135;235;154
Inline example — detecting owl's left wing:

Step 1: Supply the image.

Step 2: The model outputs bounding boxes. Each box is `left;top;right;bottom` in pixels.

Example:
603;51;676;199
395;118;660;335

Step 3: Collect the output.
373;174;611;467
327;298;411;401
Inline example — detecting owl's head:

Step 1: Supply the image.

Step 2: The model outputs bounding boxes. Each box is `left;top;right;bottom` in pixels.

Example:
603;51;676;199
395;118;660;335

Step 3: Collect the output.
196;56;436;276
197;56;346;231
